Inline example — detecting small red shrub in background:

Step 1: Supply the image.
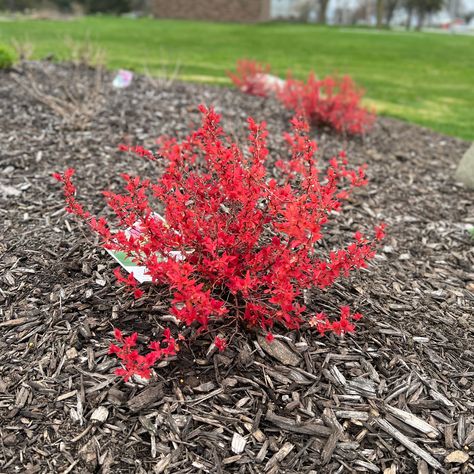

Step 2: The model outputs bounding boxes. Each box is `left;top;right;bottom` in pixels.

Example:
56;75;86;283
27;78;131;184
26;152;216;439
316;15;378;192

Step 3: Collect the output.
228;60;375;135
278;73;375;135
54;106;384;381
227;59;278;97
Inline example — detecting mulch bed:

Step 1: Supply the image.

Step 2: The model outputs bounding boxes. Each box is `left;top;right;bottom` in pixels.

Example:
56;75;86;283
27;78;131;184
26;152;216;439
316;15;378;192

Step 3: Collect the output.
1;62;473;474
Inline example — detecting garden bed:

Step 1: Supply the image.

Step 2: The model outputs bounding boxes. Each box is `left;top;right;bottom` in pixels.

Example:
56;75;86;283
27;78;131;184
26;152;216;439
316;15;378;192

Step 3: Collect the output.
1;62;473;473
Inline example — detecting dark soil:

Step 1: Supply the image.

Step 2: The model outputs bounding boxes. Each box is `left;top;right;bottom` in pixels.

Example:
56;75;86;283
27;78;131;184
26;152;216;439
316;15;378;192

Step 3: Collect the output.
1;62;473;474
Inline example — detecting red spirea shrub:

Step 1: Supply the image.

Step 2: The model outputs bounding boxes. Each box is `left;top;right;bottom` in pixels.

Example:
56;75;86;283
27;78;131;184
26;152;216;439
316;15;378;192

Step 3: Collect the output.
228;60;375;135
278;73;375;135
227;59;275;97
54;106;384;380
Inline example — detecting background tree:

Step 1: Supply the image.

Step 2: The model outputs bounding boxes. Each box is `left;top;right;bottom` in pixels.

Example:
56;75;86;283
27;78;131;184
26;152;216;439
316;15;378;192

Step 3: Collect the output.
0;0;133;13
351;0;370;24
414;0;444;30
79;0;131;14
445;0;463;17
317;0;330;23
404;0;416;29
376;0;384;27
0;0;35;11
297;0;317;22
52;0;74;12
384;0;399;26
130;0;149;13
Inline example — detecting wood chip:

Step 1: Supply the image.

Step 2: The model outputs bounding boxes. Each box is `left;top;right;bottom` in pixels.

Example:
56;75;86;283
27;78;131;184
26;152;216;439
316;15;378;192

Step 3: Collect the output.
321;429;340;465
78;437;97;470
257;336;301;366
127;384;164;412
90;406;109;423
266;411;332;436
374;418;443;471
231;432;247;454
445;450;469;464
264;442;294;471
384;404;440;438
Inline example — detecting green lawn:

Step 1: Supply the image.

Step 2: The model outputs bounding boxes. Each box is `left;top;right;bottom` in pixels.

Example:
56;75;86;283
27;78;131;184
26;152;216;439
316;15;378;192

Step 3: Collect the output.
1;16;473;140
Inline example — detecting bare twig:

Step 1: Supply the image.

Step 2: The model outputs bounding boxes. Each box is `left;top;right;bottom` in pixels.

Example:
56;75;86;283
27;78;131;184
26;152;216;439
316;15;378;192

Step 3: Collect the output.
13;63;105;130
64;35;106;69
10;38;35;61
144;47;181;88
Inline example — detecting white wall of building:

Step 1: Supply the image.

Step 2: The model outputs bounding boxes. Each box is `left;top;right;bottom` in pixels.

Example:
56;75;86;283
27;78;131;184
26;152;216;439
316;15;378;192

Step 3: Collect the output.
270;0;299;19
269;0;474;24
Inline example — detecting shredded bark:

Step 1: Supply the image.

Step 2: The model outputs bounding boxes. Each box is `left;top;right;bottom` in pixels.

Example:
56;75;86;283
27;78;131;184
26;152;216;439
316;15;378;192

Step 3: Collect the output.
1;62;473;473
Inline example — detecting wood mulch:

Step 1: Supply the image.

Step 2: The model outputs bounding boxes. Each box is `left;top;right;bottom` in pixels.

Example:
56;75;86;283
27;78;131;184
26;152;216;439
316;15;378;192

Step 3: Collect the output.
1;62;473;474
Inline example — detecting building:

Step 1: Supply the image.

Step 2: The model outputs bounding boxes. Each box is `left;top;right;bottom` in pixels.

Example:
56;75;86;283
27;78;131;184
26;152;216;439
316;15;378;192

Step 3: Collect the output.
150;0;474;25
151;0;272;22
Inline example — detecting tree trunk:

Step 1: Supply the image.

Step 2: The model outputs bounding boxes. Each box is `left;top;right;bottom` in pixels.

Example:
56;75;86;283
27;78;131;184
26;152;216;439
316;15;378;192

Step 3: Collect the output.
405;6;413;30
416;9;425;31
376;0;384;28
317;0;329;24
384;0;398;27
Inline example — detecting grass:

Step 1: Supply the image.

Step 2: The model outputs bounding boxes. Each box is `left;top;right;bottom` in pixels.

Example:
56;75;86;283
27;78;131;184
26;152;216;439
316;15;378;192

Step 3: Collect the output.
1;16;473;140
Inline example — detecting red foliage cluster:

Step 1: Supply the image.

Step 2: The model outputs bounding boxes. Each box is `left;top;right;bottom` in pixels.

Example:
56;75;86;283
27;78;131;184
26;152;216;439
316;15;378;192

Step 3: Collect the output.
109;328;178;381
227;59;273;97
228;60;375;135
278;73;375;135
309;305;363;336
54;106;384;381
213;336;227;352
